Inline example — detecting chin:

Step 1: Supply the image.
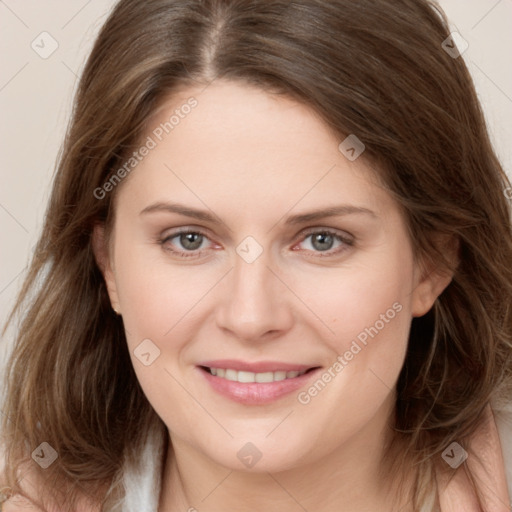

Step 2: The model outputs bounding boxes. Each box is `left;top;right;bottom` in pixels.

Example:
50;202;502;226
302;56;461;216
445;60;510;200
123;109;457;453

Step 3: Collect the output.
199;435;313;473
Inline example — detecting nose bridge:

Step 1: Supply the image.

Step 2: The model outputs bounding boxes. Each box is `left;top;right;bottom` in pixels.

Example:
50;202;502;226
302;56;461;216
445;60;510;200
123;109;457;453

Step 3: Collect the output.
215;240;292;340
233;252;272;307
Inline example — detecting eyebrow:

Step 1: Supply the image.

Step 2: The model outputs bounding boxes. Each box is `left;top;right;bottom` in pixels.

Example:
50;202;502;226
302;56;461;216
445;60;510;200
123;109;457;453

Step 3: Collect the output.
139;202;377;225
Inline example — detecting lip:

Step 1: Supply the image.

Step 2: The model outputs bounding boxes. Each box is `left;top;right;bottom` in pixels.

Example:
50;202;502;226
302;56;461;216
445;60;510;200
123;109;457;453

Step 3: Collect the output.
196;360;322;405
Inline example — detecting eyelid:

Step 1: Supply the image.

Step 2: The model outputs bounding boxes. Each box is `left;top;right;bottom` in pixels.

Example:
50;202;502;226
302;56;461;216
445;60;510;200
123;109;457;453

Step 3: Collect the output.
161;226;210;240
296;226;354;242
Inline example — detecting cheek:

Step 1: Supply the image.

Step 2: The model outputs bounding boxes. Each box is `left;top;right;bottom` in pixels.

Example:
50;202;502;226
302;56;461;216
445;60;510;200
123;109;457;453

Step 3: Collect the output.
113;243;212;348
295;259;414;357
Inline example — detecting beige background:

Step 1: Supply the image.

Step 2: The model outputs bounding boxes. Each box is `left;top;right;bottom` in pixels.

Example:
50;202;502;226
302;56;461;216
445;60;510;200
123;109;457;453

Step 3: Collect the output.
1;0;512;358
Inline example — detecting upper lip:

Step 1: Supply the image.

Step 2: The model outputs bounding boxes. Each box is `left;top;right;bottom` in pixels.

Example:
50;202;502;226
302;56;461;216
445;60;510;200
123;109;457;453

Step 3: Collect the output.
198;359;319;373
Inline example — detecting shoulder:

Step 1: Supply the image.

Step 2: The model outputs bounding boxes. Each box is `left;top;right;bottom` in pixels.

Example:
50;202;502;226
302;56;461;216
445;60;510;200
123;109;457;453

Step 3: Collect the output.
1;494;44;511
1;494;99;512
0;473;101;512
438;402;512;512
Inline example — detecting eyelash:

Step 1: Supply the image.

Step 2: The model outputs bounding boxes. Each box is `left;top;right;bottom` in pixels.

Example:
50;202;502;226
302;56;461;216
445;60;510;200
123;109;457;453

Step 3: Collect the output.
158;227;354;259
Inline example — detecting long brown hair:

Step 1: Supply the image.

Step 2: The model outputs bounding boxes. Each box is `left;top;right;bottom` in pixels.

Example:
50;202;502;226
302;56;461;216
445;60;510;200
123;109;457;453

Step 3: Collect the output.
2;0;512;509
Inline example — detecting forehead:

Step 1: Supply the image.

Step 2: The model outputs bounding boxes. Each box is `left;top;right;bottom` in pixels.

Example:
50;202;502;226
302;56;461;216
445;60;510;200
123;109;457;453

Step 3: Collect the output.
115;80;392;222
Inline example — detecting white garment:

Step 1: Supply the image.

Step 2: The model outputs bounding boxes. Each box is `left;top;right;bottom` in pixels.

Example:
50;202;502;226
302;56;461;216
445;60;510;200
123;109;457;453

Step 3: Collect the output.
120;402;512;512
119;427;165;512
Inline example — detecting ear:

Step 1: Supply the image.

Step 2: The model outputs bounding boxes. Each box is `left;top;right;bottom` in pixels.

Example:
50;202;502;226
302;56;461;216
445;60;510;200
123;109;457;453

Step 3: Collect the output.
92;223;121;315
411;235;459;318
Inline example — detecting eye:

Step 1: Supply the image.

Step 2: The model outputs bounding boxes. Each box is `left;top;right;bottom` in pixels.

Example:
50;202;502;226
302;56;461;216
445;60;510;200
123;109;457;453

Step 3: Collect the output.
294;229;353;256
160;229;214;258
158;227;353;259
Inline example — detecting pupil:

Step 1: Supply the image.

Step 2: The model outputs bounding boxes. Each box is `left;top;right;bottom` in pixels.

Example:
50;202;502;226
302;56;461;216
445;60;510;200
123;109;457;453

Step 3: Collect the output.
313;233;333;251
180;233;202;250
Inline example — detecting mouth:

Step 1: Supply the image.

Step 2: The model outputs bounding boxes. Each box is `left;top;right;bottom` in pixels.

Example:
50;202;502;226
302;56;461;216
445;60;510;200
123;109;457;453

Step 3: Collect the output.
196;360;322;404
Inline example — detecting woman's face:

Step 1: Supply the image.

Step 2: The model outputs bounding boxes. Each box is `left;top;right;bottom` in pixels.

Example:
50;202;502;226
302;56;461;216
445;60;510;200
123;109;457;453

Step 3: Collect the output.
97;81;446;472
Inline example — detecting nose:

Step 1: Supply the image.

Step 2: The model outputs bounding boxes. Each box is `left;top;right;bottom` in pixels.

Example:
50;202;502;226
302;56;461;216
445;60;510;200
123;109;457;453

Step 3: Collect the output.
215;247;294;343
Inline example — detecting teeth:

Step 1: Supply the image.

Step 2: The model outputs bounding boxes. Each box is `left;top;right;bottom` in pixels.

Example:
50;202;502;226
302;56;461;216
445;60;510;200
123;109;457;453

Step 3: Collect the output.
274;371;287;381
238;371;255;383
225;369;237;381
208;367;307;382
256;372;274;383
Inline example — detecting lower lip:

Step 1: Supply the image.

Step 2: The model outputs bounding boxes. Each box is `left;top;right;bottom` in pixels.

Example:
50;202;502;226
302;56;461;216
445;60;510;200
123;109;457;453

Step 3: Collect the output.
197;367;321;405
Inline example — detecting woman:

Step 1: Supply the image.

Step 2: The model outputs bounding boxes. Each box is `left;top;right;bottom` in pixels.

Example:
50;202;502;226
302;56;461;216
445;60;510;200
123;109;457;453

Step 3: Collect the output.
1;0;511;510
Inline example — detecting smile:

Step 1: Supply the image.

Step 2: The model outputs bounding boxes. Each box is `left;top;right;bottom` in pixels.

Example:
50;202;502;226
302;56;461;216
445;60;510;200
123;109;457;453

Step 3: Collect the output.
197;361;321;405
